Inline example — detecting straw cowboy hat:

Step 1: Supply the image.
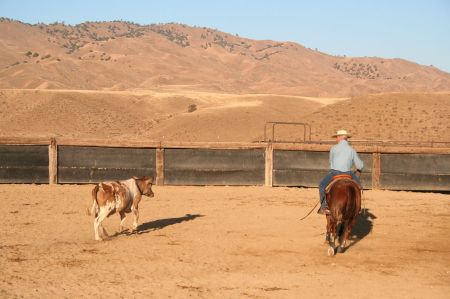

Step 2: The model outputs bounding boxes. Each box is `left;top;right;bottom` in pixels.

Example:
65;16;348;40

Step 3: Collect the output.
332;129;352;138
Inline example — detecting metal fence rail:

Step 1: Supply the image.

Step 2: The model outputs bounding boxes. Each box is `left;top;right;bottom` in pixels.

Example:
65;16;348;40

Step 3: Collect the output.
0;137;449;191
263;122;311;143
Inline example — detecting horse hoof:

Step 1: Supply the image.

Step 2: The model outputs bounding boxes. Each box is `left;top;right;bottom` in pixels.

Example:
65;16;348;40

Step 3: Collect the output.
337;246;345;253
327;246;335;257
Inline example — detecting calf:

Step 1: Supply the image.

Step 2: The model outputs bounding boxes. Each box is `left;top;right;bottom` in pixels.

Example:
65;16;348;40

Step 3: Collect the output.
87;176;154;241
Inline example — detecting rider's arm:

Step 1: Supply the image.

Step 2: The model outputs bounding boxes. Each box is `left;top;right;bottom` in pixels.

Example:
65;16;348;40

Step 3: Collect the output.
329;146;336;170
352;150;364;171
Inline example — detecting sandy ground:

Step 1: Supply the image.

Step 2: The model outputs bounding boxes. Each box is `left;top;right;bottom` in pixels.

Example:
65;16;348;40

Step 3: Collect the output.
1;185;449;298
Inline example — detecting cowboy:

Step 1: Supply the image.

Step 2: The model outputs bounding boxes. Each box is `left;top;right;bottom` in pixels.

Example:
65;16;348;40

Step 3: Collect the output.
318;129;364;215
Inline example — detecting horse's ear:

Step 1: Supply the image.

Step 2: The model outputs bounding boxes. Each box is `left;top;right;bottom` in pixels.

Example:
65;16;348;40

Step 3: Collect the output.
132;176;140;180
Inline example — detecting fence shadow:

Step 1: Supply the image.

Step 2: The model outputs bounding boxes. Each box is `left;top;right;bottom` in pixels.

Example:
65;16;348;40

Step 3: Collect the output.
135;214;204;235
345;208;376;250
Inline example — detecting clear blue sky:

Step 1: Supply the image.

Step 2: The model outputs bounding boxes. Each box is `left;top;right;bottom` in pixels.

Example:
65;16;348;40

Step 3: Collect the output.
1;0;449;73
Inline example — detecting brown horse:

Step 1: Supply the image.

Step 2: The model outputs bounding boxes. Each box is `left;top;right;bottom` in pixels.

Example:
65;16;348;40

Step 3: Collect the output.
325;177;362;256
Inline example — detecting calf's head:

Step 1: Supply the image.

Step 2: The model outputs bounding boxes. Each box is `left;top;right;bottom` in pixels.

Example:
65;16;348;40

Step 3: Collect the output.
133;176;155;197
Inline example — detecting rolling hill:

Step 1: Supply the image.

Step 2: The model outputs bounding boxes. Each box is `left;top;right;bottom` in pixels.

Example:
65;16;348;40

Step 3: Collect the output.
1;89;449;142
1;18;450;97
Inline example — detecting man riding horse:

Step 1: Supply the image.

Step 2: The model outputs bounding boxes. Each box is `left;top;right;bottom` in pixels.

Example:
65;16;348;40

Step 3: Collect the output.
318;129;364;215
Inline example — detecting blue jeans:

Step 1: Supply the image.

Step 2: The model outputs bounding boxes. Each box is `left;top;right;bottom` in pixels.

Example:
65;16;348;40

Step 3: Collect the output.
319;170;361;209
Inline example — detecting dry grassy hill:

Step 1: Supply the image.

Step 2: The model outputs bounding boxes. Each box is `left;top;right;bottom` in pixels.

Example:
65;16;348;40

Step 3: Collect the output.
0;89;326;142
303;93;450;142
1;18;450;96
1;18;449;144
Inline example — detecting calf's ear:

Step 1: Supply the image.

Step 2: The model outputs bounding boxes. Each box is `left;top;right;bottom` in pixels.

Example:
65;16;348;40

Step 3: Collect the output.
101;183;112;192
112;183;120;192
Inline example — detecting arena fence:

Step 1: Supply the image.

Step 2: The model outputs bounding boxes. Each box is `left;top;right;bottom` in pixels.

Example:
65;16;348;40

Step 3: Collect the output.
0;137;449;191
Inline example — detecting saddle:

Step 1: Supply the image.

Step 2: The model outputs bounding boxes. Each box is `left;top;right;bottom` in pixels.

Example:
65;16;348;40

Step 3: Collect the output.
325;174;361;194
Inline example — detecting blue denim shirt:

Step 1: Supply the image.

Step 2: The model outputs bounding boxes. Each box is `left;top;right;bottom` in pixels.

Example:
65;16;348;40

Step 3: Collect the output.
330;140;364;172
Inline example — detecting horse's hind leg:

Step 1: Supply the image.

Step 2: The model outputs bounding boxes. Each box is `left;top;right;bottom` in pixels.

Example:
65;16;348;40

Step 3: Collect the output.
327;233;336;256
338;218;356;253
327;217;336;256
337;222;345;239
325;215;331;244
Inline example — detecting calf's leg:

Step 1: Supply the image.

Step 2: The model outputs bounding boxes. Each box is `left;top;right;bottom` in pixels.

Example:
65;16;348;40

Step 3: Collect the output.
119;211;127;232
132;207;139;232
94;204;115;241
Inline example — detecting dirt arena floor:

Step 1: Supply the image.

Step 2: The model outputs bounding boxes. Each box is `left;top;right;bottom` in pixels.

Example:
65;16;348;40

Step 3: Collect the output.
1;184;449;298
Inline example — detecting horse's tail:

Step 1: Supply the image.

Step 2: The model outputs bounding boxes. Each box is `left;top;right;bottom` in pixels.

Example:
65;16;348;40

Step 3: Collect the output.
345;184;357;216
331;181;359;225
331;203;344;225
332;183;357;237
349;182;362;215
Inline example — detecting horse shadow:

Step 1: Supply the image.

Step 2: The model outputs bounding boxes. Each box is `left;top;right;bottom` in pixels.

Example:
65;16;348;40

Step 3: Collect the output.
343;208;377;251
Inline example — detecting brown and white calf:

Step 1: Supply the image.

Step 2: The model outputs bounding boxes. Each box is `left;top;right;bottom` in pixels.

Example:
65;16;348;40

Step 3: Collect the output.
87;176;154;241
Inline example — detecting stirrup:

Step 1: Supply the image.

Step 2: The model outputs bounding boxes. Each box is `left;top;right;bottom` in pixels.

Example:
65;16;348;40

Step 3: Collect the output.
317;207;330;215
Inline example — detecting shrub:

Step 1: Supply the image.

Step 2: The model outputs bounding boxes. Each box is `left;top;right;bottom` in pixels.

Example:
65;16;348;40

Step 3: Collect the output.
187;104;197;113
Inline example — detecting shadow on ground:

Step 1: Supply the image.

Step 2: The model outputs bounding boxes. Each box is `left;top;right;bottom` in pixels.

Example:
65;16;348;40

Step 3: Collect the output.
111;214;204;238
136;214;204;235
346;208;377;250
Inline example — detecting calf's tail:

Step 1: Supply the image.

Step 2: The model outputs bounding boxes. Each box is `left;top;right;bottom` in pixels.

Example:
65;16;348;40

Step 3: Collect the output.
86;184;100;217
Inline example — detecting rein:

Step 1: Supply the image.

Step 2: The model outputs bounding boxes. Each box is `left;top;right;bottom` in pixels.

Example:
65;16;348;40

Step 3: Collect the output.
299;172;364;221
299;200;320;221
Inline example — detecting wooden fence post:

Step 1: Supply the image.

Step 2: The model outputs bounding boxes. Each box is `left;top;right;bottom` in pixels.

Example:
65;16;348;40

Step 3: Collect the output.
372;152;381;189
49;138;58;185
156;148;165;185
265;143;273;187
